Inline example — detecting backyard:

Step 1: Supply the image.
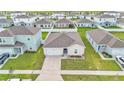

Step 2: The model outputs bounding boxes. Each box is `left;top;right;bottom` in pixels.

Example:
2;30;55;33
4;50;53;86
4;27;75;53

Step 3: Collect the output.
62;75;124;81
111;32;124;40
0;46;45;70
61;27;121;71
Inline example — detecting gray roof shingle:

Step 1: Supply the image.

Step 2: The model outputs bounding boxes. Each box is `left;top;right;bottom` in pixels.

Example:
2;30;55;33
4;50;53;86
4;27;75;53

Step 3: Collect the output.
87;29;124;48
56;19;73;24
0;26;41;37
44;32;85;48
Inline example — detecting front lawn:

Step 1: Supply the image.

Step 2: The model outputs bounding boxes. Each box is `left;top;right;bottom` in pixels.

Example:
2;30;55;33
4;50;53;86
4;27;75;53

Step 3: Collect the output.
62;75;124;81
42;32;48;40
0;74;38;81
111;32;124;40
1;46;45;70
61;27;121;71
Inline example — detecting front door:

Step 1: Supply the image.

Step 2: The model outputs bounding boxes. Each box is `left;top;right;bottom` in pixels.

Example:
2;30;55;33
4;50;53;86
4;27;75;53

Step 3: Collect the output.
63;48;68;55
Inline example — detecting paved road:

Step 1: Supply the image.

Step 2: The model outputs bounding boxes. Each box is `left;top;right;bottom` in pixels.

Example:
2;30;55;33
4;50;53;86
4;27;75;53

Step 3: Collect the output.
36;56;63;81
61;70;124;75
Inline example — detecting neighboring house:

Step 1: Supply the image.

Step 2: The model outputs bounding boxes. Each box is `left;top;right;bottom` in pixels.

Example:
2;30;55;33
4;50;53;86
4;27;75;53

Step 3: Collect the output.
44;32;85;56
86;29;124;57
104;11;120;18
120;12;124;18
54;19;74;28
0;15;7;19
0;26;42;55
66;14;78;19
10;11;26;18
0;19;14;28
38;14;50;20
94;14;117;27
13;15;38;26
78;14;88;19
75;19;96;28
117;18;124;25
33;19;53;28
50;13;65;19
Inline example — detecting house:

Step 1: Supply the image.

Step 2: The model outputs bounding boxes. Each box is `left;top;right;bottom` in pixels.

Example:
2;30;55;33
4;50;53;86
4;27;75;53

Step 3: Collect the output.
43;32;85;56
66;14;78;19
0;26;42;55
50;13;65;19
94;14;117;27
75;19;96;28
33;19;53;28
13;15;38;26
104;11;120;18
10;11;26;18
38;14;50;20
0;15;7;19
0;19;14;28
54;19;74;28
120;12;124;18
117;18;124;25
86;29;124;57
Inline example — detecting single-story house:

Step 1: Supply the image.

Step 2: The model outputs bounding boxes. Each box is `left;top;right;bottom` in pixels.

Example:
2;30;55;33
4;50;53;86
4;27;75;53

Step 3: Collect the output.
50;13;65;19
86;29;124;57
13;15;38;26
94;14;117;27
0;26;42;55
75;19;96;28
104;11;120;18
33;19;53;28
54;19;74;28
44;32;85;56
0;19;14;28
10;11;26;18
0;15;7;19
38;14;50;19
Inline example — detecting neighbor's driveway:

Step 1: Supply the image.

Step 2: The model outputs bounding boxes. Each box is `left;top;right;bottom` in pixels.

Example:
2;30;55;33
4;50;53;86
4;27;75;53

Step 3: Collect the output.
36;56;63;81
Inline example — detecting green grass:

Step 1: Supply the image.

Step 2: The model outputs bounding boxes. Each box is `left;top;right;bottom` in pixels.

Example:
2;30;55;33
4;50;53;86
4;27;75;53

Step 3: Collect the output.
62;75;124;81
103;26;121;29
61;27;121;71
0;74;38;81
1;46;45;70
42;32;48;40
111;32;124;40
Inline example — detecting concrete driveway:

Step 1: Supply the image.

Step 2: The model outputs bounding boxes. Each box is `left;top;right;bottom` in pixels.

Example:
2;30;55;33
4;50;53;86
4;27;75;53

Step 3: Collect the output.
36;56;63;81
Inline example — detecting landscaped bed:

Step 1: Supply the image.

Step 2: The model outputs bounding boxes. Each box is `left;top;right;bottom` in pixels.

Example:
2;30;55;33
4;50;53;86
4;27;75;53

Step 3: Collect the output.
111;32;124;40
0;74;38;81
61;27;121;71
62;75;124;81
0;46;45;70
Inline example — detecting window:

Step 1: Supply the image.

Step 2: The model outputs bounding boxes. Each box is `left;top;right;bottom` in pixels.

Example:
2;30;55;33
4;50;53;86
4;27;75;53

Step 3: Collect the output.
3;39;6;43
30;47;32;50
27;38;30;40
74;49;78;54
34;25;36;27
40;25;43;27
0;38;2;42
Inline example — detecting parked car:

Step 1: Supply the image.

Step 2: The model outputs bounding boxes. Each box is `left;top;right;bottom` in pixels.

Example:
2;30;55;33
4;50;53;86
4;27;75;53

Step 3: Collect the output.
116;55;124;67
0;53;10;65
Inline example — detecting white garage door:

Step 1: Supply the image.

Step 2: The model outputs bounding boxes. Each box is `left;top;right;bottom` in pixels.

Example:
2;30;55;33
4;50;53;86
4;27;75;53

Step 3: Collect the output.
44;48;63;56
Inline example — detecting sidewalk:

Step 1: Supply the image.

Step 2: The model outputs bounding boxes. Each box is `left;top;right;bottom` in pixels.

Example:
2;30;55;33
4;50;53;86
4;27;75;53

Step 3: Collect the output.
61;70;124;75
0;70;41;74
